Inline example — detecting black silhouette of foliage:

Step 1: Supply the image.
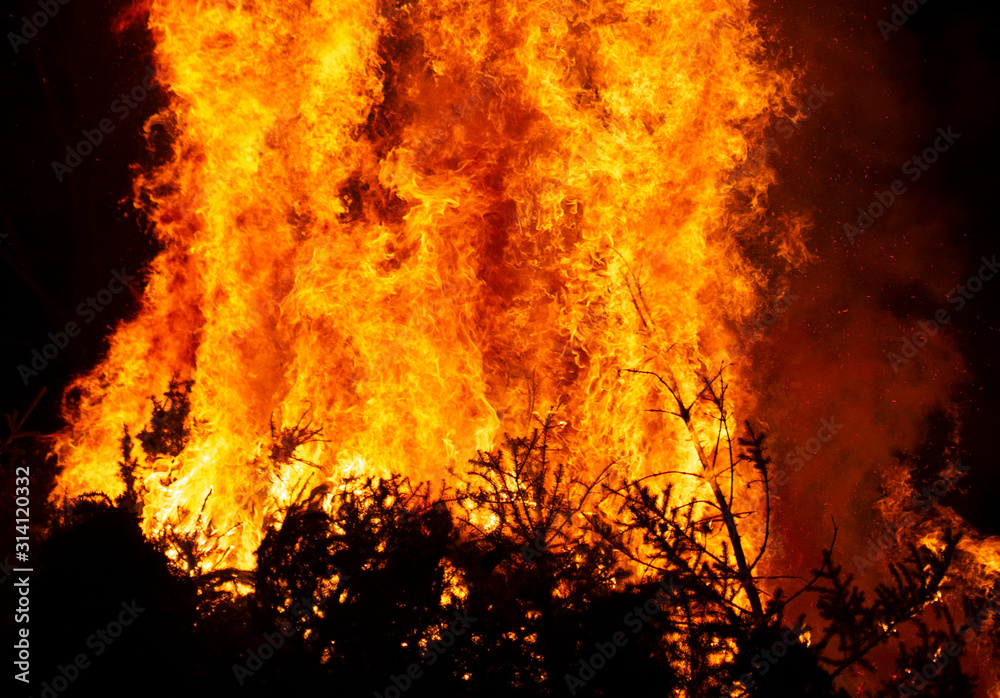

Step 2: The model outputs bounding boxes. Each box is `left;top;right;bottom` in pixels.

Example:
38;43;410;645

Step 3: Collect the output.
450;414;680;697
602;364;977;698
6;370;984;698
808;529;969;694
116;424;142;513
452;412;616;580
268;408;326;466
136;375;194;458
25;487;200;698
252;475;467;695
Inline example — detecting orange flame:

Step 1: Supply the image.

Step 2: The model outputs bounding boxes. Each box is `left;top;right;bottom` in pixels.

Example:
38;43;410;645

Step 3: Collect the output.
53;0;799;571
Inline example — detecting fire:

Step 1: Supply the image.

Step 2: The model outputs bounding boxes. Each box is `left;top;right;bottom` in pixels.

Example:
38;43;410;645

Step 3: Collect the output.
52;0;798;572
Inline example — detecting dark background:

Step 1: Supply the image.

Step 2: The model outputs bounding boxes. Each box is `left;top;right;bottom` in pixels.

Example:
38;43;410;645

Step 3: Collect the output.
1;0;998;537
757;0;1000;542
2;0;161;429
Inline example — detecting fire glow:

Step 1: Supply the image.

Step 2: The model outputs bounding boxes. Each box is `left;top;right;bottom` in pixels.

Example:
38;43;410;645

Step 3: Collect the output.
52;0;804;573
37;1;1000;696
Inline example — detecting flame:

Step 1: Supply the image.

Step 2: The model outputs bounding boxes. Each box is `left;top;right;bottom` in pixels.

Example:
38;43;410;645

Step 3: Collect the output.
53;0;797;572
866;459;1000;696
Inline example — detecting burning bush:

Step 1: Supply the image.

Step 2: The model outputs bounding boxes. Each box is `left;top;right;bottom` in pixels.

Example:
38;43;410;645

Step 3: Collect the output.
5;372;985;697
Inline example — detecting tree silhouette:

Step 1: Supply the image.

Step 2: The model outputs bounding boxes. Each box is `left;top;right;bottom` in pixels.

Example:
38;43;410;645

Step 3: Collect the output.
2;369;981;698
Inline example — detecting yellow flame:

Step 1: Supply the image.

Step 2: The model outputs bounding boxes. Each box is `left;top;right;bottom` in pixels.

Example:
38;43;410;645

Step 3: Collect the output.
53;0;797;571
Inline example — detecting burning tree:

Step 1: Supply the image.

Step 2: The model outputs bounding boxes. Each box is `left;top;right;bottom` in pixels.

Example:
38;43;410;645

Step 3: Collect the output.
10;365;981;697
592;366;972;697
49;0;803;577
11;0;995;695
